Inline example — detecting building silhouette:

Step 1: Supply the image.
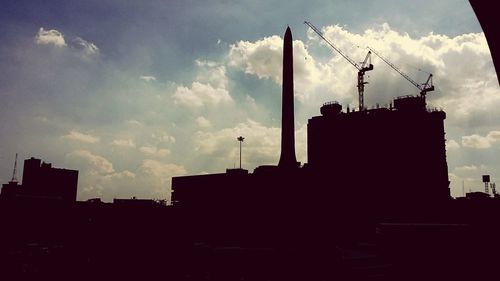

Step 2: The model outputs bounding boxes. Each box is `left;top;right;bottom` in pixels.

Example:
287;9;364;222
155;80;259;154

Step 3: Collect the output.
1;157;78;202
308;96;450;205
172;27;450;218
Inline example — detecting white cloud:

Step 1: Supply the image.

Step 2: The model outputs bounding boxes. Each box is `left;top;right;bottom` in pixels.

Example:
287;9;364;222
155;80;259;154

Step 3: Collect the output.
462;134;491;149
192;119;307;170
173;81;232;107
34;27;99;56
173;60;232;107
195;60;228;89
140;75;157;82
139;145;156;154
229;36;283;83
140;145;171;157
452;164;489;179
189;120;308;174
67;150;185;202
139;159;186;186
196;116;211;128
455;165;478;172
152;131;176;144
228;33;348;104
139;145;156;155
446;139;460;150
156;149;171;157
106;170;136;180
110;138;136;148
127;119;142;126
34;115;49;123
62;129;100;144
66;150;115;175
35;27;66;47
70;37;99;55
462;131;500;149
194;119;280;159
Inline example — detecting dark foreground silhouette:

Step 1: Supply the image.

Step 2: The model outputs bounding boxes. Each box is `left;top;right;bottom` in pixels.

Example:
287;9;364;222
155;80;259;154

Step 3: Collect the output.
0;197;500;280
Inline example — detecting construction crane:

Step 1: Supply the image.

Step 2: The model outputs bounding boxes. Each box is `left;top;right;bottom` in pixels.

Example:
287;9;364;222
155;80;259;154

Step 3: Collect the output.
304;21;373;111
367;46;434;97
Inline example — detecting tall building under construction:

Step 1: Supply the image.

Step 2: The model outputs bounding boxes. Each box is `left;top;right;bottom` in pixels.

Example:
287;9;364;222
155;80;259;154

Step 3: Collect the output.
308;96;449;204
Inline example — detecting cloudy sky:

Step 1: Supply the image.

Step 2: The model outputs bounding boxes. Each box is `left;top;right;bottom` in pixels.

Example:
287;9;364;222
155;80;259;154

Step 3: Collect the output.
0;0;497;201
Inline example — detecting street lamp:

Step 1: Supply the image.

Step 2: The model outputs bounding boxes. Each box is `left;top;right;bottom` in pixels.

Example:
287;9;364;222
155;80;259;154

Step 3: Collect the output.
237;136;245;169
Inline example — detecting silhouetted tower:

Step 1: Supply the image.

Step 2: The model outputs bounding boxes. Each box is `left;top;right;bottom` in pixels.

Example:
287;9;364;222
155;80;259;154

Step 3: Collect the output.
11;153;18;183
0;154;20;198
278;26;298;169
483;175;490;194
237;136;244;169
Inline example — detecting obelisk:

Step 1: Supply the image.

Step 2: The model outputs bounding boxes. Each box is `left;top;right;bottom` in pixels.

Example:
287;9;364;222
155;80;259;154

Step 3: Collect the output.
278;26;298;169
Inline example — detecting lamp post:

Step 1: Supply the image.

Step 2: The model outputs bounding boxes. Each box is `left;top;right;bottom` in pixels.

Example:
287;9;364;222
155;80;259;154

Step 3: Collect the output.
237;136;244;169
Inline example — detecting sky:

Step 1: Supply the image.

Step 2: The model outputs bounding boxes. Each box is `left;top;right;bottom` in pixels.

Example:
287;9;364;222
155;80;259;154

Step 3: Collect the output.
0;0;497;202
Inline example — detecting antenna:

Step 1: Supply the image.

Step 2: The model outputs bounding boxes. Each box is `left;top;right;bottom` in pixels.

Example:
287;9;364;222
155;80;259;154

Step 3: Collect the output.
11;153;18;183
462;180;465;197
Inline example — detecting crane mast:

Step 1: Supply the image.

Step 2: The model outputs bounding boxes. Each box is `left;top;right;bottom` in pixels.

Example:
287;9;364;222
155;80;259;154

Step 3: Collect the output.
367;47;434;97
305;21;373;111
358;51;372;112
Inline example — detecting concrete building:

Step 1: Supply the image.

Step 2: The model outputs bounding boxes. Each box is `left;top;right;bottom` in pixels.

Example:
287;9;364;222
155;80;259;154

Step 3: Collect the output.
1;157;78;202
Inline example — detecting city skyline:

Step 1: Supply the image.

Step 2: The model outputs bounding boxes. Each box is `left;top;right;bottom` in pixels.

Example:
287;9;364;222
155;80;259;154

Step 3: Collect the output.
0;0;497;201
